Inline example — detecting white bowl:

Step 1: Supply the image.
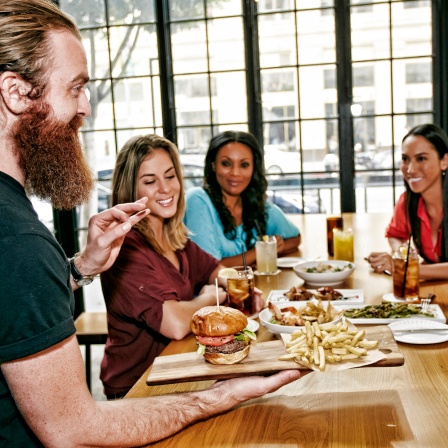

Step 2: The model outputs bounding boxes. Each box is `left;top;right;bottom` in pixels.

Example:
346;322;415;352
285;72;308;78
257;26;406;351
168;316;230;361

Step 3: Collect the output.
293;260;355;286
259;301;343;335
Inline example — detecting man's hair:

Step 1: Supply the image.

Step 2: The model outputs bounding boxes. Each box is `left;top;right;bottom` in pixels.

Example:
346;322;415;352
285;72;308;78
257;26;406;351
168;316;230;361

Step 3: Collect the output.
112;134;189;254
0;0;80;98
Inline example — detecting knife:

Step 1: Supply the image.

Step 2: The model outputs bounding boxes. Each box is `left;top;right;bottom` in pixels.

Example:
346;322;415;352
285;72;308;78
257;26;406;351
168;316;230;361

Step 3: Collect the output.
392;328;448;334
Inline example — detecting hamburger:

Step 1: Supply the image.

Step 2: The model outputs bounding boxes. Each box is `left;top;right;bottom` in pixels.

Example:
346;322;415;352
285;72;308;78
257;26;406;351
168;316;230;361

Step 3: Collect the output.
190;306;256;365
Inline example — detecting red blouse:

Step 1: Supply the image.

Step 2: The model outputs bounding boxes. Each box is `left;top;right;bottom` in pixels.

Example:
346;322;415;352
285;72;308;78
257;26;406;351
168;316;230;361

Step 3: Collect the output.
385;192;442;262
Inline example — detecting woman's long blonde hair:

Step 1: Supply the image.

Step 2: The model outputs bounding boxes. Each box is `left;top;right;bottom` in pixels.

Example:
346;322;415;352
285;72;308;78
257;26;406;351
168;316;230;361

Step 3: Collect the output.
112;134;188;254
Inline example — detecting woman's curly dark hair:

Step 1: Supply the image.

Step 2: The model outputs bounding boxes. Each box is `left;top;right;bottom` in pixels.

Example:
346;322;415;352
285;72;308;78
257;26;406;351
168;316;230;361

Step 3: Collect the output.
203;130;268;250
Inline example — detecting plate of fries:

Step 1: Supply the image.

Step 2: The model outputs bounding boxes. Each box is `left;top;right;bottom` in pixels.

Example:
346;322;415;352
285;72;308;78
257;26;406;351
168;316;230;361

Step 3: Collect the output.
259;299;344;335
279;320;383;372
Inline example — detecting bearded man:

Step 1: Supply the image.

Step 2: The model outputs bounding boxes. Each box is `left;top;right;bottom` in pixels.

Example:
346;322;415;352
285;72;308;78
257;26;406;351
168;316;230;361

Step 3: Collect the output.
0;1;302;447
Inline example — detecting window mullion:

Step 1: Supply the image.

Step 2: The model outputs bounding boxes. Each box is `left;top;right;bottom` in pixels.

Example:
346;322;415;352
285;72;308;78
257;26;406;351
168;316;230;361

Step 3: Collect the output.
242;0;263;147
156;0;177;144
335;0;356;212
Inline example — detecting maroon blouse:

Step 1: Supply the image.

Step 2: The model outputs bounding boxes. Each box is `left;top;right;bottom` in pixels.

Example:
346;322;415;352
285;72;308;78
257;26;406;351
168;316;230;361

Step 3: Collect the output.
100;230;219;395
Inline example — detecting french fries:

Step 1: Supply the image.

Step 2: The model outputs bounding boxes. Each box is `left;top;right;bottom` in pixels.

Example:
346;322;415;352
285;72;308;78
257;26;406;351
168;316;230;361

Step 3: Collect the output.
279;320;378;371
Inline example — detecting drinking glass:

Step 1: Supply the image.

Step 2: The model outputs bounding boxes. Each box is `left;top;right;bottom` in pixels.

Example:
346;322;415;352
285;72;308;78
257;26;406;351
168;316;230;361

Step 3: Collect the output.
392;246;419;300
255;236;277;274
326;216;343;256
226;266;255;316
333;228;354;262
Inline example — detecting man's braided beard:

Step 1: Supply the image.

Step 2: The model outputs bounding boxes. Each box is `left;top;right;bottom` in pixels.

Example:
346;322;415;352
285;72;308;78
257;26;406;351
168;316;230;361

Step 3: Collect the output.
13;101;94;210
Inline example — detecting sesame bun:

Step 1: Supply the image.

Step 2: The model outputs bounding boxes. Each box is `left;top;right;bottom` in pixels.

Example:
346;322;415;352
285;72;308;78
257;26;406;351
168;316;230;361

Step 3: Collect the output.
190;306;248;337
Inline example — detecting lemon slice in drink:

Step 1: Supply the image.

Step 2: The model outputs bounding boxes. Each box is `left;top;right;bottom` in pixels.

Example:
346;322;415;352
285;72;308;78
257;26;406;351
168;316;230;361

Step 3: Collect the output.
218;268;239;279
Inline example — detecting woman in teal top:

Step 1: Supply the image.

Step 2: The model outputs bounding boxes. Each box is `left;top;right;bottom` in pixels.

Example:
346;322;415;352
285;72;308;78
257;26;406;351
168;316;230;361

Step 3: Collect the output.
184;131;301;266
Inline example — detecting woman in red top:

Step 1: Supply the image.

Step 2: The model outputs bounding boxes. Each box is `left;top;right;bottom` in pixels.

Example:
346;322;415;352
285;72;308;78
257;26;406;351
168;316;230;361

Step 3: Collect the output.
367;123;448;280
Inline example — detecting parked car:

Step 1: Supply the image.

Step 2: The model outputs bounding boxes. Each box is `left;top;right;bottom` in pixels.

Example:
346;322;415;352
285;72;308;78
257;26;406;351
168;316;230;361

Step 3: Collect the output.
263;145;301;175
371;147;402;169
267;190;325;214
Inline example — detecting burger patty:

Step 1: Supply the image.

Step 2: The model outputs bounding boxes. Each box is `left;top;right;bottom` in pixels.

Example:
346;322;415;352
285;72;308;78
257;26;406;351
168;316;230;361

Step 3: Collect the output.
205;339;246;354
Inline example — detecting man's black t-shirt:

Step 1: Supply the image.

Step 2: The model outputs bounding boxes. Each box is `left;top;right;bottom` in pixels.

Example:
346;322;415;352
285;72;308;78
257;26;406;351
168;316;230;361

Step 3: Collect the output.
0;171;76;447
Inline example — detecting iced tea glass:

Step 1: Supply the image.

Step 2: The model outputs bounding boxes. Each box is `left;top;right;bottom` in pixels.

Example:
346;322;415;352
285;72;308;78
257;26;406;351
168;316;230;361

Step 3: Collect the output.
326;216;343;256
393;247;419;300
255;236;277;274
226;266;255;316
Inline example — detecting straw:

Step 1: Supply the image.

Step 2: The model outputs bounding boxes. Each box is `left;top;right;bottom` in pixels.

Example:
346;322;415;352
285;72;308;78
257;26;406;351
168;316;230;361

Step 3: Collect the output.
241;244;247;270
401;235;412;298
215;278;220;307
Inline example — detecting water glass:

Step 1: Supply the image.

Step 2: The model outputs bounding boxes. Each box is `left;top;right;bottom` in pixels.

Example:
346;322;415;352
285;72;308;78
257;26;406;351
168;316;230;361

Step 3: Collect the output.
255;236;277;274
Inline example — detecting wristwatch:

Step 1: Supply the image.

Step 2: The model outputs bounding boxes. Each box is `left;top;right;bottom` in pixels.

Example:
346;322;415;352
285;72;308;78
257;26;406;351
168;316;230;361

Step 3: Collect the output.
69;257;95;287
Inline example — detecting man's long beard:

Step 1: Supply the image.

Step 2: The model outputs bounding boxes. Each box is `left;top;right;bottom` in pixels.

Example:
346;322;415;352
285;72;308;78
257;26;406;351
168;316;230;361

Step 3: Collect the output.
13;103;94;210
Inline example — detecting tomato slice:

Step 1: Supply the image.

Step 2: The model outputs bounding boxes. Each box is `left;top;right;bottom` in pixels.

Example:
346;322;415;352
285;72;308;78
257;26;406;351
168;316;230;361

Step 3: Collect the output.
197;334;234;346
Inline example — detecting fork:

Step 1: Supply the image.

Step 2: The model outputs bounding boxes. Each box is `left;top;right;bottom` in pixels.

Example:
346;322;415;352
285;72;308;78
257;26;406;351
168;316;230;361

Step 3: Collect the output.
420;297;431;312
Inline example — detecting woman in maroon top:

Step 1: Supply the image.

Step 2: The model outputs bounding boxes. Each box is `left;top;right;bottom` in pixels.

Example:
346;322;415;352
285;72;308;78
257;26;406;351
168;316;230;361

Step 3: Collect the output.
367;124;448;280
100;135;264;398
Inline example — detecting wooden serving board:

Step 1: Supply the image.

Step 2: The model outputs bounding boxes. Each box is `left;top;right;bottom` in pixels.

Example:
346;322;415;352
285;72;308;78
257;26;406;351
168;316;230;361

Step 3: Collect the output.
146;325;404;386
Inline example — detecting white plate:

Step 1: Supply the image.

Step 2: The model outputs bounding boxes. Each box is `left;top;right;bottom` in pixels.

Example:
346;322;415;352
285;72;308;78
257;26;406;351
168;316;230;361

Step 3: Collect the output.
246;318;259;333
293;260;355;287
266;289;364;306
383;293;418;303
277;257;306;268
389;320;448;345
254;269;281;276
339;303;446;325
259;301;343;335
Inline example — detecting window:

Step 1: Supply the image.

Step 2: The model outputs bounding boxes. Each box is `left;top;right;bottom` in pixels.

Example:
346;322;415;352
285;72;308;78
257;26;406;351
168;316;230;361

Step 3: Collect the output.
324;69;336;89
404;0;430;9
58;0;437;225
353;66;374;87
406;62;432;83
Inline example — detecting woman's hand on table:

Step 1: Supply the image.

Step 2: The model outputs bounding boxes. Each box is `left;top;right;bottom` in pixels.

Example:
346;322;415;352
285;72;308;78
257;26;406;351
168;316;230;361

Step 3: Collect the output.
366;252;393;274
198;284;227;304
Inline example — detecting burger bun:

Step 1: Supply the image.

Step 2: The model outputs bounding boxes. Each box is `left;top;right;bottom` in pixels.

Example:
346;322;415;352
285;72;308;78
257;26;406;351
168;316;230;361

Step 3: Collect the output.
204;345;250;365
190;306;248;337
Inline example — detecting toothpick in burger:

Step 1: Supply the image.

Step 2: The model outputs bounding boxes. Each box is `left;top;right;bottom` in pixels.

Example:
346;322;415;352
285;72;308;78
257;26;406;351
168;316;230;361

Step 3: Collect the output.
190;306;257;365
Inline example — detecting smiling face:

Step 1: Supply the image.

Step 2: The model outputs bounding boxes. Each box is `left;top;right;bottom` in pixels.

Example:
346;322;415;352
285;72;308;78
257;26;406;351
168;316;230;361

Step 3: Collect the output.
401;135;448;195
213;142;254;198
137;149;181;224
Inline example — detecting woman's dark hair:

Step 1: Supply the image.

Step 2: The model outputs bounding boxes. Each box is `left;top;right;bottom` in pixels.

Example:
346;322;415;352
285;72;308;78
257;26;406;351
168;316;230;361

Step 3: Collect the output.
403;124;448;262
402;123;448;159
203;130;268;249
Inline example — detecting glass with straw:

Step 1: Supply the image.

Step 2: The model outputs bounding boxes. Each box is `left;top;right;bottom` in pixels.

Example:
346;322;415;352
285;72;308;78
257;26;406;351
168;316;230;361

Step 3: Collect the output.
225;245;255;316
392;237;419;300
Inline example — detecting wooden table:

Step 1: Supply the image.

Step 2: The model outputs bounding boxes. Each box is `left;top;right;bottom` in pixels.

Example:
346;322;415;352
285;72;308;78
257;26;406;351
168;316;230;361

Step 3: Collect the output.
126;213;448;447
